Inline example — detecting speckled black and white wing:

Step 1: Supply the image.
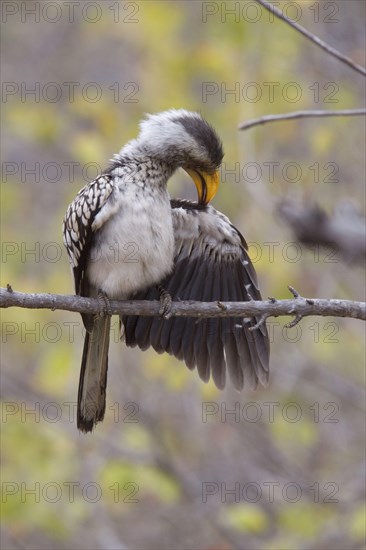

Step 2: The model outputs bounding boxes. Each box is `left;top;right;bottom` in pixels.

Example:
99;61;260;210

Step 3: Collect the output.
63;174;114;296
123;200;270;390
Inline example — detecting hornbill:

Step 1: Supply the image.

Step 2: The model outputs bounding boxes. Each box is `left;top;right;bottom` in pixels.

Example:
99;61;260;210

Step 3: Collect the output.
63;109;269;432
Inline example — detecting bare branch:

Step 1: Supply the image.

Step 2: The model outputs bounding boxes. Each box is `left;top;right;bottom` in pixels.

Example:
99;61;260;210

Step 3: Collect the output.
1;287;365;322
254;0;366;77
278;200;366;264
239;109;366;131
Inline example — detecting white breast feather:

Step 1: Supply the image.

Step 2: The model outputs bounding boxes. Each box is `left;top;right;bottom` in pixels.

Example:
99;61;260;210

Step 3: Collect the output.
86;185;174;299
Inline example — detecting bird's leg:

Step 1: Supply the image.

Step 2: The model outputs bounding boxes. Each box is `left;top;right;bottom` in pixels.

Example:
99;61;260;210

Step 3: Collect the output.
158;285;173;320
97;290;112;317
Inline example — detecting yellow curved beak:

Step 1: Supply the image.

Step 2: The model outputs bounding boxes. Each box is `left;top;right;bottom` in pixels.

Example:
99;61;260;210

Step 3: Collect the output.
184;168;220;205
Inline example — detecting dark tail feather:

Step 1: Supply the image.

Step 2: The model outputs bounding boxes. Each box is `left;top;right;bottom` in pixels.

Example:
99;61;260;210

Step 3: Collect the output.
77;316;111;433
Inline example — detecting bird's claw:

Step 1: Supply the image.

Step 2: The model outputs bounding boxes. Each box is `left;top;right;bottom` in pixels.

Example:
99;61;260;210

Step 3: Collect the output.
97;291;112;317
158;287;173;320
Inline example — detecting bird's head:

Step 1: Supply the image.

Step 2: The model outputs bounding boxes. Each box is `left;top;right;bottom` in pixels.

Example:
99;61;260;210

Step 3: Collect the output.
135;109;224;205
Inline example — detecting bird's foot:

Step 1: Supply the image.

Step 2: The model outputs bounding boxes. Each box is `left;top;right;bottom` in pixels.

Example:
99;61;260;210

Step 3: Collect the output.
158;286;173;320
97;291;112;317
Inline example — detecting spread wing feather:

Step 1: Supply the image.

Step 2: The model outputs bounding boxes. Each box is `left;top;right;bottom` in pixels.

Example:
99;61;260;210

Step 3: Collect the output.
123;200;270;390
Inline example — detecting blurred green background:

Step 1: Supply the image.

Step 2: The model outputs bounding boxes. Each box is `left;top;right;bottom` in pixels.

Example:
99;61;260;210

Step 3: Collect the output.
1;1;365;549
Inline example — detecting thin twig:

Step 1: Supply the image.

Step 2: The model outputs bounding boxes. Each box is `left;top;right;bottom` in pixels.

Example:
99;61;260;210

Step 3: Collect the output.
278;200;366;264
1;287;365;322
254;0;366;77
239;109;366;131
